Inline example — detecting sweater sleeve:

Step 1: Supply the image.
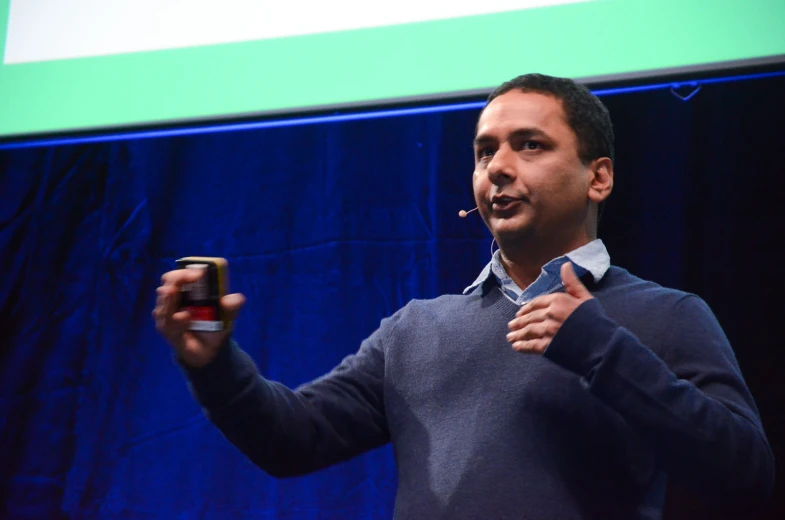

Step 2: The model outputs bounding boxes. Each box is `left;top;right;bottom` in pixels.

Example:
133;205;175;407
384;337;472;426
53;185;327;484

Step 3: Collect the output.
543;296;775;513
181;327;390;478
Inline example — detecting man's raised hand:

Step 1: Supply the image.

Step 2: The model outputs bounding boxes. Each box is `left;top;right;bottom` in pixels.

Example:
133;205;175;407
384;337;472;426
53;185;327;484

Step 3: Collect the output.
506;262;593;354
152;268;245;367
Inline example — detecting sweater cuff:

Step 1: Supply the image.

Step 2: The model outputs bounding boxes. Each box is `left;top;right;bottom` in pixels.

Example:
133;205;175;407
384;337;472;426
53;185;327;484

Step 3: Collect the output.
179;339;258;410
543;298;618;379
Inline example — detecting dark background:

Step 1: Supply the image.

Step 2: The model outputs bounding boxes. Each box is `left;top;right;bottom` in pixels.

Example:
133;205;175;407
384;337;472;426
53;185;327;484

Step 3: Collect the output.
1;73;783;519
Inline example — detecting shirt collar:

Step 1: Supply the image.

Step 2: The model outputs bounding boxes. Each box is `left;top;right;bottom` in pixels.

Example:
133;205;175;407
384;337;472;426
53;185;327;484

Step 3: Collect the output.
463;239;610;302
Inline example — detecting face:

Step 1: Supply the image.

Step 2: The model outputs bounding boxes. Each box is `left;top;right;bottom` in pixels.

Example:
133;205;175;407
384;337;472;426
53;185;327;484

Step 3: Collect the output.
473;90;602;248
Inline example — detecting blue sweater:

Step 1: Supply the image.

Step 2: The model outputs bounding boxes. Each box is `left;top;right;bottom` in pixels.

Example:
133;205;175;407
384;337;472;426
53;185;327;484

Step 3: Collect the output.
185;266;774;519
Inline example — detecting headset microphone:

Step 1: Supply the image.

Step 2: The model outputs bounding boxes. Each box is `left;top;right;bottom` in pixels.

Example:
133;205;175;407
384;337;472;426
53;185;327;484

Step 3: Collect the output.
458;207;479;218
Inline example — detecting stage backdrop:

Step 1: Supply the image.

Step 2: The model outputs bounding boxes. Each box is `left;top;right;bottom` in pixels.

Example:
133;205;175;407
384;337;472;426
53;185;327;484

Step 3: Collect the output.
1;75;784;519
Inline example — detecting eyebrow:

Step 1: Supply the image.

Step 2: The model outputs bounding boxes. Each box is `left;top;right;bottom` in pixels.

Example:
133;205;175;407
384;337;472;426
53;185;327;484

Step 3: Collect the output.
473;128;550;147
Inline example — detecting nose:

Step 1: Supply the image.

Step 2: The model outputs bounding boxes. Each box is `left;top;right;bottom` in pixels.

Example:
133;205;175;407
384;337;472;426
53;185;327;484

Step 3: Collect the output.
487;144;515;185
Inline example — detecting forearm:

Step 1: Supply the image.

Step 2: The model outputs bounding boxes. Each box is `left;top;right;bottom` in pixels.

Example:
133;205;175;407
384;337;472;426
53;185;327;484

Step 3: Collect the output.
181;341;316;475
545;299;774;510
183;339;388;477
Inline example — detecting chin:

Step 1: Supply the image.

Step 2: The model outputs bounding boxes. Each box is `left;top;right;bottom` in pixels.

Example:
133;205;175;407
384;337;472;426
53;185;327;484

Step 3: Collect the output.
491;224;535;246
490;214;529;231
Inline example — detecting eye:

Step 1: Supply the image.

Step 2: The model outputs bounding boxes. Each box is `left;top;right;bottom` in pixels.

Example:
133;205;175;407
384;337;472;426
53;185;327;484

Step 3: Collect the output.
523;140;542;150
477;147;495;161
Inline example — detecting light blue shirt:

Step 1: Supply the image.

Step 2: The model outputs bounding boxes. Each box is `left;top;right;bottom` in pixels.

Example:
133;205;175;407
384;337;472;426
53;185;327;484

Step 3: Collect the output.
463;239;610;305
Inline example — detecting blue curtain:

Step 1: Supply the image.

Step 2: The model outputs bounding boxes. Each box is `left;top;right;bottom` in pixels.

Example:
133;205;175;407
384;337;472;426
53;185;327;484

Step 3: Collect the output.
1;75;784;519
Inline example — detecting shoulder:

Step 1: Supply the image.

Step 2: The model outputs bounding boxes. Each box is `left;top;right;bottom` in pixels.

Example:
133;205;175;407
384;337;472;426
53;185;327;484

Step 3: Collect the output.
596;266;720;329
593;267;730;358
597;266;695;307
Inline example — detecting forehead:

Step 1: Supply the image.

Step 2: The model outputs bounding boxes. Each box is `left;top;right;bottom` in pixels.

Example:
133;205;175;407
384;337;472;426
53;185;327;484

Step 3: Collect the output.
475;90;569;140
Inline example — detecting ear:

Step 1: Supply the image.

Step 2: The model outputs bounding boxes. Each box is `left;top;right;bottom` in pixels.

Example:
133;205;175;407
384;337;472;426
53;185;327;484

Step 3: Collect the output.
587;157;614;204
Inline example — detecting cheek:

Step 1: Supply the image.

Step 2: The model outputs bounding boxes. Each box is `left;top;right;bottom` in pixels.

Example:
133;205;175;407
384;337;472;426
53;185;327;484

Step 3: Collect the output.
541;160;587;192
472;172;494;223
541;169;591;215
472;171;486;200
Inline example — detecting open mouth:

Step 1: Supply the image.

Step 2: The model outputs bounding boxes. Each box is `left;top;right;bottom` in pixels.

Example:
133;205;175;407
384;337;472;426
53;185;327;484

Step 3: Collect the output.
491;196;522;211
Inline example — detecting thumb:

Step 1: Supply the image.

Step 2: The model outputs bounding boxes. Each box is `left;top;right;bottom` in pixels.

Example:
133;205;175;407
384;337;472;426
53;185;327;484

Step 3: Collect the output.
220;293;246;322
561;262;592;301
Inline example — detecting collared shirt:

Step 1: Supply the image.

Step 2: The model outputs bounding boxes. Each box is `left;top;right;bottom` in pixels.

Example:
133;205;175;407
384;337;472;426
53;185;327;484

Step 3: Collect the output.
463;239;610;305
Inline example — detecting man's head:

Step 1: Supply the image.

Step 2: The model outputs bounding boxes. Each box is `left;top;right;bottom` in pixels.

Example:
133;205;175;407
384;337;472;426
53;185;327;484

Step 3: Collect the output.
472;73;614;254
486;74;615;166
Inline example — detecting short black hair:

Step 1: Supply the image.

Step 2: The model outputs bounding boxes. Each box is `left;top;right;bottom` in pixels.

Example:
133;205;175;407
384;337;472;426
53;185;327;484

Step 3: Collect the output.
486;73;615;166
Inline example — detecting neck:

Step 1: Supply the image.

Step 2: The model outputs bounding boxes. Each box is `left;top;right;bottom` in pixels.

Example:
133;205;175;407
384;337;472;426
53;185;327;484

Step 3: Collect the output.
498;233;593;291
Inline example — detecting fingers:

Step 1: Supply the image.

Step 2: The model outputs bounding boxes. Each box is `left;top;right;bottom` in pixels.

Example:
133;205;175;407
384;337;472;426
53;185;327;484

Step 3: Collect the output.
508;308;549;331
506;320;559;345
153;268;200;342
166;312;191;343
220;293;246;322
160;267;204;288
516;294;560;316
153;285;180;325
154;267;205;323
156;284;180;318
506;263;594;355
153;268;241;367
171;310;190;324
511;338;550;354
561;262;592;300
153;302;189;338
515;263;593;319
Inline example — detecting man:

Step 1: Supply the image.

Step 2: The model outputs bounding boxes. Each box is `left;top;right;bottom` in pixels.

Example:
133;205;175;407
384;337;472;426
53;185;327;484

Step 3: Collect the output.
153;74;774;518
